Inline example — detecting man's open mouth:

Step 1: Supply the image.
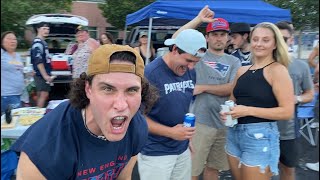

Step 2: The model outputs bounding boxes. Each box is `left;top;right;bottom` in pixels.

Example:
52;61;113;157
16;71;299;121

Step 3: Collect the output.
111;116;127;130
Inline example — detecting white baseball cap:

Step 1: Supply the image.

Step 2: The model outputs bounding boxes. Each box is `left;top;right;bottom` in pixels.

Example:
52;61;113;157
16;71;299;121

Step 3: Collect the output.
164;29;207;58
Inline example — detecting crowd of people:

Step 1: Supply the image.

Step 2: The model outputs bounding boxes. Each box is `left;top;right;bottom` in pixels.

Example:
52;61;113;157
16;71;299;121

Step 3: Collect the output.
1;4;319;180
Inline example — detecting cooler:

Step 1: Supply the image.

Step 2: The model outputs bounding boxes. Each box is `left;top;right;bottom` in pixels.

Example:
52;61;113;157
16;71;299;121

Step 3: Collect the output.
51;54;70;70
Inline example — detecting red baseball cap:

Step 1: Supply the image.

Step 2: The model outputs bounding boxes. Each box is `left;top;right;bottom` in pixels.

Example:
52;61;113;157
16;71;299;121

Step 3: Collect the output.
206;18;230;33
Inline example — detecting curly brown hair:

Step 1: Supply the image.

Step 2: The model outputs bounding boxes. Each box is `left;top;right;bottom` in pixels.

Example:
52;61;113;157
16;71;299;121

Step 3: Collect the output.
68;51;159;114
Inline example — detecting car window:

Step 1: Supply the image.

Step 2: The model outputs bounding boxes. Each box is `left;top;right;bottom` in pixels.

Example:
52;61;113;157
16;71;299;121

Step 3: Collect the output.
46;38;75;54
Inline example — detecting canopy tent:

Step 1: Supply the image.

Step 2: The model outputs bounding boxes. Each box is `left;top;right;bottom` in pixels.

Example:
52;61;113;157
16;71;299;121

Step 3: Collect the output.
126;0;292;26
125;0;292;63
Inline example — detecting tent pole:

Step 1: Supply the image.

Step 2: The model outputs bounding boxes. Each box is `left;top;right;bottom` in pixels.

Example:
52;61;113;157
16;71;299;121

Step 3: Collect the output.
146;17;153;65
123;25;128;45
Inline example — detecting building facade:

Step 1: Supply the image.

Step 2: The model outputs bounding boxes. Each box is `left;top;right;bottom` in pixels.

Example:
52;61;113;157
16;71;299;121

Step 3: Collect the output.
71;0;113;40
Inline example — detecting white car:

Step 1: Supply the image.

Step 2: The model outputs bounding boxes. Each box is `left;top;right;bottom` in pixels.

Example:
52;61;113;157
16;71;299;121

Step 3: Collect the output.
26;14;88;83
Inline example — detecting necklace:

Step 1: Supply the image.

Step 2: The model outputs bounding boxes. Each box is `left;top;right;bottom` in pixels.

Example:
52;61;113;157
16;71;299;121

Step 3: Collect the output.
250;61;275;74
82;109;107;141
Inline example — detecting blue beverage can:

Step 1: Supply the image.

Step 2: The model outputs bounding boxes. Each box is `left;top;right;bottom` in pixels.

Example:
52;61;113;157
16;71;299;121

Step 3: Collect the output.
183;113;196;127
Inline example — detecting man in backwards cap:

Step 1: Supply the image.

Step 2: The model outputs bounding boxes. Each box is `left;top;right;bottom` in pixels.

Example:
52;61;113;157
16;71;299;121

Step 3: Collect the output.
137;10;208;180
11;44;159;179
229;22;252;66
161;6;241;180
30;22;52;107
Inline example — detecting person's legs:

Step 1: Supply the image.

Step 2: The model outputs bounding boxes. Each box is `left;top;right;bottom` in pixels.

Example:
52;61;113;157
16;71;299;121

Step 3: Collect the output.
241;165;272;180
225;126;242;180
137;153;176;180
191;123;216;180
37;91;49;108
34;76;51;108
171;149;192;180
204;128;229;180
203;168;219;180
279;163;295;180
227;155;241;180
279;139;299;180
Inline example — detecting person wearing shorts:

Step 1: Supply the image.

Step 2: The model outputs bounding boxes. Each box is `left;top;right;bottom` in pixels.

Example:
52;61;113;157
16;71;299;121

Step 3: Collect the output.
34;75;51;93
170;7;241;180
137;28;207;180
30;22;53;107
222;22;295;180
276;21;314;180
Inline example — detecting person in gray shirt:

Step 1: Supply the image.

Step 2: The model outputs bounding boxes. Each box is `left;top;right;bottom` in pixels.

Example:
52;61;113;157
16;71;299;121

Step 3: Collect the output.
172;6;241;180
276;21;314;180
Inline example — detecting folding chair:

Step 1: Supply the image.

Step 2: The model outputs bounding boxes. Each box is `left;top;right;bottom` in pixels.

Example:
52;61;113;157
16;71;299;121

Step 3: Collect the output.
297;94;318;146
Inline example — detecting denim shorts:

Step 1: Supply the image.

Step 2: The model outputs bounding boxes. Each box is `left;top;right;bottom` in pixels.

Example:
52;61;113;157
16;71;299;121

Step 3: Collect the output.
225;122;280;175
1;95;21;114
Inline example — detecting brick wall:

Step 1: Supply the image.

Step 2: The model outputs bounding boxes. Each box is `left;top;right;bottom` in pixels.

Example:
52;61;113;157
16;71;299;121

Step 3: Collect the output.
71;1;112;39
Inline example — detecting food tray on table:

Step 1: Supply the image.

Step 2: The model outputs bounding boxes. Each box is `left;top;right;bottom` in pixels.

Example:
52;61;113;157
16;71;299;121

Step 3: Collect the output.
1;107;46;139
11;107;46;116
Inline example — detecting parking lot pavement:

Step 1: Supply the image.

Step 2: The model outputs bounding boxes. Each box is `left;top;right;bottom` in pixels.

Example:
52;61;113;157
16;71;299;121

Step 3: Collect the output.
132;134;319;180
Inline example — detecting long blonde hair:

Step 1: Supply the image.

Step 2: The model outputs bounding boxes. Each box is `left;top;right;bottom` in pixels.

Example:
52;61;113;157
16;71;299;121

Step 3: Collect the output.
250;22;291;67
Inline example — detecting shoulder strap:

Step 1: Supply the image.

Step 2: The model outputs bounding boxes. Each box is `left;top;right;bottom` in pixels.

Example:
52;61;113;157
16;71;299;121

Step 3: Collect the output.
262;61;275;68
247;64;255;71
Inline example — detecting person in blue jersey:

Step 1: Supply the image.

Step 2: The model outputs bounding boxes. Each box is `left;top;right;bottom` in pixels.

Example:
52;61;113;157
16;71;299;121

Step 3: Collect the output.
229;22;252;66
221;22;295;180
137;10;209;179
10;44;159;180
30;22;52;108
1;31;25;114
276;21;314;180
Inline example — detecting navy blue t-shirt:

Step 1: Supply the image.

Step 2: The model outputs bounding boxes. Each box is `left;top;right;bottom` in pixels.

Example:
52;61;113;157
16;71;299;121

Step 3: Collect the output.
141;57;196;156
30;38;51;77
11;101;148;179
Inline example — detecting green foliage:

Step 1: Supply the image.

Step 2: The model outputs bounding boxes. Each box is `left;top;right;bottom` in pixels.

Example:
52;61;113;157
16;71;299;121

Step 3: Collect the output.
98;0;155;29
265;0;319;30
1;0;72;48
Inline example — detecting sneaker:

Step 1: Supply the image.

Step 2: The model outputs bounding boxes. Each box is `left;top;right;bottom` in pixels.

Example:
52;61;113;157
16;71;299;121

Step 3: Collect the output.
310;122;319;128
306;162;319;172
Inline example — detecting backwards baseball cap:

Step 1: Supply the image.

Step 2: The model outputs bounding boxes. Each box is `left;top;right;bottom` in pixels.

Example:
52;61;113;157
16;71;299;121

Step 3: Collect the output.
139;31;148;38
164;29;207;58
87;44;144;78
75;25;89;33
206;18;230;33
230;23;251;34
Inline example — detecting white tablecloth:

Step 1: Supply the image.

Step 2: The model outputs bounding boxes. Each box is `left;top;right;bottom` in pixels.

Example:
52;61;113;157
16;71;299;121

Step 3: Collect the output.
1;124;30;139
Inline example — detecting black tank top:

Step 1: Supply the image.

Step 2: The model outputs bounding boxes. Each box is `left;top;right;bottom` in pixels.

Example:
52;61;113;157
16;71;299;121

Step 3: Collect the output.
233;62;278;124
139;47;155;64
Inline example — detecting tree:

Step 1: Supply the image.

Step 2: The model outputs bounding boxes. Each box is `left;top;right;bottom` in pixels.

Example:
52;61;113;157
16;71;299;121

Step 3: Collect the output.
1;0;72;47
265;0;319;31
98;0;155;29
